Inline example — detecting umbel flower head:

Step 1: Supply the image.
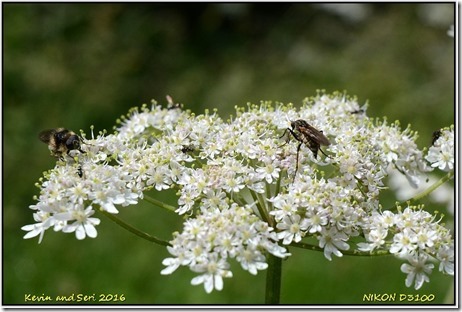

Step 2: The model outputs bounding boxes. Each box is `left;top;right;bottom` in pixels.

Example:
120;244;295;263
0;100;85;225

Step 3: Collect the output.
23;92;454;293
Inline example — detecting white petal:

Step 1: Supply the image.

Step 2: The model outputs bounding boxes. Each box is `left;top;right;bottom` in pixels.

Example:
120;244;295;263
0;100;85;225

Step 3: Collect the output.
75;225;86;240
84;223;98;238
191;275;205;286
405;271;415;288
204;275;214;293
214;275;224;291
161;263;179;275
102;202;119;214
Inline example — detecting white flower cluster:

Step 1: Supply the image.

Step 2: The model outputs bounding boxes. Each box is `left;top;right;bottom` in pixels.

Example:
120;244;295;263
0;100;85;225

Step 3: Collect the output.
358;207;453;289
24;92;454;293
161;204;289;293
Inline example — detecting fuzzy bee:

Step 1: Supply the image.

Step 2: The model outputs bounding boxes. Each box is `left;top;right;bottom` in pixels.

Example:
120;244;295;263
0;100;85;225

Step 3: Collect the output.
39;128;84;158
280;119;331;180
39;128;85;177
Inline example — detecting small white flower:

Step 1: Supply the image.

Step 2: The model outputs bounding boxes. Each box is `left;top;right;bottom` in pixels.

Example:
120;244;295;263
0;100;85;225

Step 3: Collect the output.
236;247;268;275
223;174;245;193
22;223;45;242
200;189;228;211
357;228;387;252
190;253;233;293
379;210;397;228
276;214;309;244
400;253;434;290
147;164;172;191
269;195;298;222
318;227;350;261
56;206;101;240
177;190;197;215
415;228;438;249
256;162;281;184
305;208;328;234
389;228;418;256
437;244;454;275
161;241;195;275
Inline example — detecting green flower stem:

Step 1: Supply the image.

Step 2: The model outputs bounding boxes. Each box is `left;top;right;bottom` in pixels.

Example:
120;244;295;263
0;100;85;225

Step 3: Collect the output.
256;192;272;224
230;193;247;208
99;209;171;247
274;171;282;198
249;189;273;227
143;194;177;212
353;175;368;198
290;241;390;256
265;253;282;304
406;171;454;203
265;182;273;211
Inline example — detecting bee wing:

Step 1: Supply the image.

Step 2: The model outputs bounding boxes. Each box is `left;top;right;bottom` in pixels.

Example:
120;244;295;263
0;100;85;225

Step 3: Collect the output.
38;129;56;143
300;125;331;146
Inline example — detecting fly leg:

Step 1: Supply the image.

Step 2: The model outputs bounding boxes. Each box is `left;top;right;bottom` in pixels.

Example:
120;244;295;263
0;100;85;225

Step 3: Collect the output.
278;128;290;148
293;141;302;182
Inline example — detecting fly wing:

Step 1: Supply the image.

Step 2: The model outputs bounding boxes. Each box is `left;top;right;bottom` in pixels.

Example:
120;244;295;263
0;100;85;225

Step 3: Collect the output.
300;124;331;146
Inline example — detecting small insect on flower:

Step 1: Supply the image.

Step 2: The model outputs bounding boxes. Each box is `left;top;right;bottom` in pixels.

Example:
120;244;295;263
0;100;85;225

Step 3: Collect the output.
431;129;442;146
166;95;183;110
181;145;195;153
39;128;84;158
350;109;365;115
76;166;84;178
280;119;330;180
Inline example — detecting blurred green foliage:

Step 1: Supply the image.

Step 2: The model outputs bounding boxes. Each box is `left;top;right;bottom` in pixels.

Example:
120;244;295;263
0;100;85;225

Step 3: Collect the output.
4;3;454;305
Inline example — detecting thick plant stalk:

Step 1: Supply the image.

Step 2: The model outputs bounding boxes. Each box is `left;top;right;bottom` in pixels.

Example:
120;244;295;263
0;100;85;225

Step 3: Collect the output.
265;253;282;304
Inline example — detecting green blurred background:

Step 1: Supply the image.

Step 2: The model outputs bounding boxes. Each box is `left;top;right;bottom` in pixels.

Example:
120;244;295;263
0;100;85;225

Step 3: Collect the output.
4;3;454;305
